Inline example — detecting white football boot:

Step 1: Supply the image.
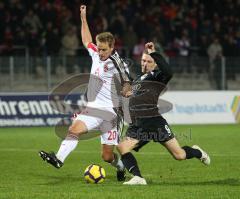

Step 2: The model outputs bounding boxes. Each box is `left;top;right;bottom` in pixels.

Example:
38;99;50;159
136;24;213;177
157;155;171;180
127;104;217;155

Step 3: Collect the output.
192;145;210;165
123;176;147;185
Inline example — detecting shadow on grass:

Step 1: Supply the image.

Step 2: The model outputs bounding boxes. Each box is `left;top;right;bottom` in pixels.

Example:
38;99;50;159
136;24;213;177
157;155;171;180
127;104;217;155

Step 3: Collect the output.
149;178;240;186
34;174;81;185
33;172;240;187
33;173;120;186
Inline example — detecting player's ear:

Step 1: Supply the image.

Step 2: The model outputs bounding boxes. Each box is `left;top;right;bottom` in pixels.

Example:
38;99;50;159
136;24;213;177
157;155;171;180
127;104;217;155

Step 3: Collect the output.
111;43;114;49
109;42;114;51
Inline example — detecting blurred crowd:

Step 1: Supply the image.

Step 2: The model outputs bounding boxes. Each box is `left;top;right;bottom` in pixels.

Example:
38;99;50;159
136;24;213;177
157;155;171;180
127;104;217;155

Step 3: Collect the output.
0;0;240;59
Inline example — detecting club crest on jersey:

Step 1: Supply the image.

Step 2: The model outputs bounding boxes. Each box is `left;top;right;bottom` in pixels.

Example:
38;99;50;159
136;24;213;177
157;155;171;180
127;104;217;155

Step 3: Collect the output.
95;68;100;76
104;64;108;72
132;84;141;91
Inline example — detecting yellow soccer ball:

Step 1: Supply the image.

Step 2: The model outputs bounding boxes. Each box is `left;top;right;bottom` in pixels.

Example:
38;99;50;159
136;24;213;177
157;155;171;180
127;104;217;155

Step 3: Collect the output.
84;164;106;184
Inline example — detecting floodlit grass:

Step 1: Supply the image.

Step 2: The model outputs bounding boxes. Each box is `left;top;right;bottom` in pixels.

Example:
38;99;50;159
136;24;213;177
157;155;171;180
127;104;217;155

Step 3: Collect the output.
0;124;239;199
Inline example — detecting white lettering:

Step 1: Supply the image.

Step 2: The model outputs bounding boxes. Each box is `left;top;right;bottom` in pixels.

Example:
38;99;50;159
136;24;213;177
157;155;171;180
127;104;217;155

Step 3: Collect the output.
29;101;42;115
0;100;11;115
18;101;30;115
8;101;17;115
40;101;53;114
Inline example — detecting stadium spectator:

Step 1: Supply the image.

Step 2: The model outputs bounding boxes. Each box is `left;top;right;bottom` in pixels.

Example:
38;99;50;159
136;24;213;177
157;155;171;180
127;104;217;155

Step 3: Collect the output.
0;0;239;67
0;26;13;55
114;33;124;54
174;29;191;57
132;38;145;61
61;25;79;73
207;37;223;89
109;9;126;37
123;25;137;54
39;2;57;27
43;22;61;55
23;9;42;34
236;31;240;56
14;27;27;46
223;34;239;80
150;26;165;46
198;35;209;57
174;29;191;72
94;12;108;33
60;5;74;35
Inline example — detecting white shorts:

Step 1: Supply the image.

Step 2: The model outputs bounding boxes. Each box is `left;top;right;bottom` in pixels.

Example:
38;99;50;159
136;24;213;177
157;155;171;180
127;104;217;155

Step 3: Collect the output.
73;107;121;145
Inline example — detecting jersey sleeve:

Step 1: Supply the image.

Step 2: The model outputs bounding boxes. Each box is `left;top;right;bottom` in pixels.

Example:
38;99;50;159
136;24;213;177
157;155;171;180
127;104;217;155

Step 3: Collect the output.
150;52;173;84
87;42;98;57
124;62;130;74
123;62;133;82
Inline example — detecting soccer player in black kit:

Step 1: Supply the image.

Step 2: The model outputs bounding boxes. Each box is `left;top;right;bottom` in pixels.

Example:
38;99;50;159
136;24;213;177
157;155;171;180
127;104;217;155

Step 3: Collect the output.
118;42;210;185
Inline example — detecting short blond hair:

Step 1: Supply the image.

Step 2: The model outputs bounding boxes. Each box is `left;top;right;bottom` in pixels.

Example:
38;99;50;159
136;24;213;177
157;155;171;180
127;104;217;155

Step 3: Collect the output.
96;32;115;47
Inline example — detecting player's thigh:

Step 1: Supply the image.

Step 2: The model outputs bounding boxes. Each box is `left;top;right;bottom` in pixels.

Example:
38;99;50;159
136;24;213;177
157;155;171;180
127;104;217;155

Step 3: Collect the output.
117;137;139;155
71;111;103;134
162;137;186;160
69;120;88;135
117;124;145;154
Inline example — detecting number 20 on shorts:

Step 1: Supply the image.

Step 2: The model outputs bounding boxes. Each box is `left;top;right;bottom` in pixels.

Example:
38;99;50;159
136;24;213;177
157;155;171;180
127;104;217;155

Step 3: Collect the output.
107;131;117;140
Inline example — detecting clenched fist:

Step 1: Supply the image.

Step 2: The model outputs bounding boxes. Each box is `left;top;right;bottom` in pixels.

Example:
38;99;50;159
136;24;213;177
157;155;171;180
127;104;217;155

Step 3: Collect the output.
80;5;87;19
145;42;156;54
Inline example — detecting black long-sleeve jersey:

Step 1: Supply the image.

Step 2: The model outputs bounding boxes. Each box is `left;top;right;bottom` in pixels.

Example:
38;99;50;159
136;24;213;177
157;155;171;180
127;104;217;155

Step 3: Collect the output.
129;52;173;126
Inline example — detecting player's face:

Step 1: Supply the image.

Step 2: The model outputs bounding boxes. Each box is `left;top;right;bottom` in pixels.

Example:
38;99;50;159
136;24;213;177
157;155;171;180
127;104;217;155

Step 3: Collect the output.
96;41;113;61
141;53;157;73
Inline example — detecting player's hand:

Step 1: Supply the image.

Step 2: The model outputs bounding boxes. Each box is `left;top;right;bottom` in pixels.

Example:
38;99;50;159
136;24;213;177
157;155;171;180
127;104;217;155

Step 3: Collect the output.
80;5;87;19
121;90;133;97
145;42;156;54
121;82;133;97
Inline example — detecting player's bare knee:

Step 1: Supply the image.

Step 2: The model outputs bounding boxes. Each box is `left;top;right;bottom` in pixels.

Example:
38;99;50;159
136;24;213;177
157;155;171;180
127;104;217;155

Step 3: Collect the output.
68;125;80;135
68;122;86;135
101;152;114;163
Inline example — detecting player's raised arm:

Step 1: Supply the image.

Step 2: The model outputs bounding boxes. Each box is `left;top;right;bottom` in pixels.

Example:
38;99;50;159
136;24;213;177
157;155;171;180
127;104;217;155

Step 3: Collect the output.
80;5;92;48
146;42;173;84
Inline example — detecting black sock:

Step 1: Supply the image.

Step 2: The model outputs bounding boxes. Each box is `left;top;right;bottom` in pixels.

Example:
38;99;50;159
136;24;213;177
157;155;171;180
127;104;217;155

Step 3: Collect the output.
121;152;142;177
182;146;202;159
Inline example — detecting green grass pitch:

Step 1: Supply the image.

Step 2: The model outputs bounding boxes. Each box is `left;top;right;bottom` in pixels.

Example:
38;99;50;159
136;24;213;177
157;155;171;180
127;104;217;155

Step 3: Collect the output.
0;124;240;199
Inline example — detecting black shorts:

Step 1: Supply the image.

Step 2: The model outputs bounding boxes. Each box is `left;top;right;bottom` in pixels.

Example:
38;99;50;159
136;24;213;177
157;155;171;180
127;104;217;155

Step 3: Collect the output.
126;116;174;152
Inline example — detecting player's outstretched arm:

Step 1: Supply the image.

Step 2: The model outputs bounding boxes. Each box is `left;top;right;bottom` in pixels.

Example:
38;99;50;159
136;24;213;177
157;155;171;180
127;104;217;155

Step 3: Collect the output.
80;5;93;48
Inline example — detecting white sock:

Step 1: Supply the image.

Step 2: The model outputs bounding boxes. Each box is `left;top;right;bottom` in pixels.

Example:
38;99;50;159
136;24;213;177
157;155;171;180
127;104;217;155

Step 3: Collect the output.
111;153;125;171
56;139;78;163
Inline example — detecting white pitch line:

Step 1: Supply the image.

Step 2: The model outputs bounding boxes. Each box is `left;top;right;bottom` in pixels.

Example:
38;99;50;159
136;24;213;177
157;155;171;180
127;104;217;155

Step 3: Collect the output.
0;148;239;157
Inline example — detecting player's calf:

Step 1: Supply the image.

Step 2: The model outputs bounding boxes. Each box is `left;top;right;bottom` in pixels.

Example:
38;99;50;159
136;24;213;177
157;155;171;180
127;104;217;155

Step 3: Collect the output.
101;145;126;181
171;149;186;160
